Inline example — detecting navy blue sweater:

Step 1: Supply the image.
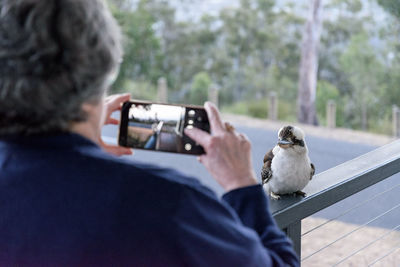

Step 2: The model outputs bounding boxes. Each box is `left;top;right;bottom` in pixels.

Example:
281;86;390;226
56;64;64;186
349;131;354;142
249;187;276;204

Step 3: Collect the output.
0;133;299;266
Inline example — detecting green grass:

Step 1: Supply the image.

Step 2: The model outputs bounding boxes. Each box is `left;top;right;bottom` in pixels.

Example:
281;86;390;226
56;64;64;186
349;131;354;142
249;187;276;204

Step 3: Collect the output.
221;98;297;122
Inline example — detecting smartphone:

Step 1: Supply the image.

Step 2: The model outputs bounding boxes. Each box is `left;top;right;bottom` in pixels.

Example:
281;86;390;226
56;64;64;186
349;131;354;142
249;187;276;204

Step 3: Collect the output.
118;100;210;155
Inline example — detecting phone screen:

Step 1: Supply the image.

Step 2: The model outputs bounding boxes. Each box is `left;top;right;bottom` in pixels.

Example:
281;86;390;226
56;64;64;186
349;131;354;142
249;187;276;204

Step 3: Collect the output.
119;101;210;155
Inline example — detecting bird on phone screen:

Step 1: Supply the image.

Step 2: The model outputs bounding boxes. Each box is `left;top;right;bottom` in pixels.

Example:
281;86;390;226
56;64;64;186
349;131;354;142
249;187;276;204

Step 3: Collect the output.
261;126;315;200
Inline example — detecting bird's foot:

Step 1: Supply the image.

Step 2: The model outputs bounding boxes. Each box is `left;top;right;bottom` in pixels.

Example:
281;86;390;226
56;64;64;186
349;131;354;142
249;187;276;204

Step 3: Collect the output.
294;191;306;197
270;192;281;200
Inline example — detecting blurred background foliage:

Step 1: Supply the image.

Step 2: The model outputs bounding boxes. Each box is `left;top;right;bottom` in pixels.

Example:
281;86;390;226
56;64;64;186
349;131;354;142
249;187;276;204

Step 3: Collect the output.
107;0;400;135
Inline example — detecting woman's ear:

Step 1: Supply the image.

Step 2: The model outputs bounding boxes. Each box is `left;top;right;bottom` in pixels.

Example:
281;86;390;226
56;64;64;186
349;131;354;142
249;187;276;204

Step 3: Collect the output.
81;101;99;115
69;100;104;143
79;98;105;131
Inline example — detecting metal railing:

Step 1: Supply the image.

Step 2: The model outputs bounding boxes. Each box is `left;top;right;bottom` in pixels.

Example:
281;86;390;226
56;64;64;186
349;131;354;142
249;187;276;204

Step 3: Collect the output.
270;139;400;262
103;134;400;263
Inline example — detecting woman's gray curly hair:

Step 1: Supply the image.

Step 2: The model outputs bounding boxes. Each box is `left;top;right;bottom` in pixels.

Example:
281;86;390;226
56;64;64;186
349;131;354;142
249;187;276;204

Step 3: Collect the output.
0;0;122;135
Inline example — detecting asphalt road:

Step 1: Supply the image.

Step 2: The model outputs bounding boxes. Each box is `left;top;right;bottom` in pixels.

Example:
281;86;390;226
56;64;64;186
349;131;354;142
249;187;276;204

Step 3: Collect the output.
102;123;400;230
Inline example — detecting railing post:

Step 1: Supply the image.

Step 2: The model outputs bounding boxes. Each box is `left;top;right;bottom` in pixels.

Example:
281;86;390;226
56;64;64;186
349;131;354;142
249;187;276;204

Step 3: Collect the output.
326;100;336;128
208;85;219;107
393;105;400;138
268;91;278;121
157;77;168;103
283;221;301;258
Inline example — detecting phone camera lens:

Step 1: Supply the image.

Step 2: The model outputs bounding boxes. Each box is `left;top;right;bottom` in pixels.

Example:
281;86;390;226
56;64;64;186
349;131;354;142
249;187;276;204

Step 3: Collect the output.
188;110;196;117
185;143;192;151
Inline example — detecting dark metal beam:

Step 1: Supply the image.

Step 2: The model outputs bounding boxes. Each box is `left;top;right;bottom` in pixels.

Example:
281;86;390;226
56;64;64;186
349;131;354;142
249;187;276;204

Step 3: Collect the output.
283;221;302;258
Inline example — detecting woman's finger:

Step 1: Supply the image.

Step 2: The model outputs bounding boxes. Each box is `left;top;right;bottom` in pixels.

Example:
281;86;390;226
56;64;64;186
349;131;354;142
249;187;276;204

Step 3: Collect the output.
204;102;225;135
106;117;119;125
105;93;130;112
99;138;133;156
103;144;133;156
239;133;249;141
184;127;211;148
224;122;235;133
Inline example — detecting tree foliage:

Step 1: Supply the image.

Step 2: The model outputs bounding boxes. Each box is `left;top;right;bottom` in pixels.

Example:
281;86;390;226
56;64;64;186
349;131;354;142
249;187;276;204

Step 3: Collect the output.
188;72;211;105
378;0;400;19
106;0;400;134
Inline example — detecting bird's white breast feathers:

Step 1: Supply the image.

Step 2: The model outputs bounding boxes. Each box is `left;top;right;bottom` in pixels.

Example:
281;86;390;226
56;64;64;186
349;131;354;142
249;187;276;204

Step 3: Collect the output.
265;146;312;195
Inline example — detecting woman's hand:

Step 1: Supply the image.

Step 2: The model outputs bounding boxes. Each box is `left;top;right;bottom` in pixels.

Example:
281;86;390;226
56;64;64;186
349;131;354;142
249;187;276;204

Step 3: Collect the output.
185;102;258;192
99;93;133;156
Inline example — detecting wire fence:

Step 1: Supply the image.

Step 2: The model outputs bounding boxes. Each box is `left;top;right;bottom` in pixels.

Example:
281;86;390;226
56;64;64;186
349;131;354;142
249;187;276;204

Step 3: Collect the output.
300;177;400;266
301;183;400;237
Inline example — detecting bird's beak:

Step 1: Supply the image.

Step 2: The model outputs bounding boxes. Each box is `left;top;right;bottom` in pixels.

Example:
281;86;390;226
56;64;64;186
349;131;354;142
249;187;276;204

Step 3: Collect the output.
278;139;294;148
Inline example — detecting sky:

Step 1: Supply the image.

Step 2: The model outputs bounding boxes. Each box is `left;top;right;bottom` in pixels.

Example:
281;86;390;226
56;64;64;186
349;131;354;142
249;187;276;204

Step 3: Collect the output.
130;104;184;122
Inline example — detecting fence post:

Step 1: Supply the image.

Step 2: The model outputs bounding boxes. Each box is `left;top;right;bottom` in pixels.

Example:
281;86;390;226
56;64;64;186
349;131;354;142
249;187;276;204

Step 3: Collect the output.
326;100;336;128
393;105;400;138
208;85;219;107
283;221;301;258
157;77;168;103
268;91;278;121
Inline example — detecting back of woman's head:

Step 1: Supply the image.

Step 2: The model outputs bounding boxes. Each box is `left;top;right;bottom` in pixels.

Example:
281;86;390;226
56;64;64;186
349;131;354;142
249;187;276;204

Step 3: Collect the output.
0;0;122;135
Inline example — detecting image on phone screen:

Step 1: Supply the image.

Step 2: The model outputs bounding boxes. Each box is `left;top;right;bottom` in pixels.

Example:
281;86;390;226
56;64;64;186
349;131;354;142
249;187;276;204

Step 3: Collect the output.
119;102;209;155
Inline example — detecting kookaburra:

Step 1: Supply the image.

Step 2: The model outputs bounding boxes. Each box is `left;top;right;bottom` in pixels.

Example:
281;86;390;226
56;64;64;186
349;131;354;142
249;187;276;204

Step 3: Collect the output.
261;125;315;200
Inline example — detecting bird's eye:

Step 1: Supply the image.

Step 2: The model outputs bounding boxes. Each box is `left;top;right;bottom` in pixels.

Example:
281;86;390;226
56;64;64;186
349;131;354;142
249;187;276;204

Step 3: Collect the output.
293;139;305;147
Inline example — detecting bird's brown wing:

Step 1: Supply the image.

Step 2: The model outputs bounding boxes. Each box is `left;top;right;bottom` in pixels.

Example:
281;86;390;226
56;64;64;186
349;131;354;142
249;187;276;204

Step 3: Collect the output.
261;149;274;184
310;163;315;180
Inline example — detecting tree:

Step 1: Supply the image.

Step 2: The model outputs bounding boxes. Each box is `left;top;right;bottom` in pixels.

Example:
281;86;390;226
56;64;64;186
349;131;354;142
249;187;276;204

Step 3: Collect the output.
316;80;344;126
217;0;303;105
318;0;365;96
107;0;164;93
378;2;400;112
104;0;399;135
297;0;324;125
377;0;400;19
339;32;384;130
188;72;211;105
